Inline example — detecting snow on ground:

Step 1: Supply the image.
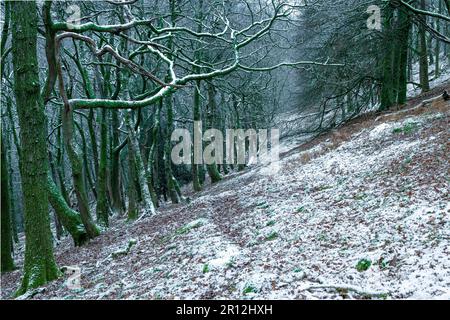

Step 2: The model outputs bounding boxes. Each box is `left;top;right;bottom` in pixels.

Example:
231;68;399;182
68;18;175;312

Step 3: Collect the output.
1;91;449;300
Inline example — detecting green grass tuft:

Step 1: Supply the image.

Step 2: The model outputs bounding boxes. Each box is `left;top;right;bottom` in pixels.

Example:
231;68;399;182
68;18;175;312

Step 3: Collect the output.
393;122;419;135
265;231;279;241
356;258;372;272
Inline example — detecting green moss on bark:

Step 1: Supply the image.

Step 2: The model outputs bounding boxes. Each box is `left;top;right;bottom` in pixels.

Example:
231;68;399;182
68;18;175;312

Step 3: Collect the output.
47;175;88;246
61;103;100;239
126;125;139;221
206;83;222;183
1;132;15;273
11;0;59;294
96;108;109;227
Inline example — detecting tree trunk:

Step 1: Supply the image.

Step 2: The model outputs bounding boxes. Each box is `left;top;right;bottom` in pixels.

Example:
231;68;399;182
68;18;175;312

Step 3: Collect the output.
165;96;182;203
232;95;246;171
88;109;99;180
396;8;411;105
380;5;395;110
96;108;109;227
4;118;20;244
74;120;97;199
126;112;156;215
111;110;125;214
1;132;15;273
65;117;100;239
145;102;162;208
126;126;139;221
434;1;442;78
47;175;88;247
56;123;70;205
192;81;203;191
418;0;430;92
48;152;65;240
206;83;222;183
11;0;59;293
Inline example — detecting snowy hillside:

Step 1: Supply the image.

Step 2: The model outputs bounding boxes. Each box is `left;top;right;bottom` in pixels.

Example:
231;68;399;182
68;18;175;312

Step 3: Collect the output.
1;84;449;300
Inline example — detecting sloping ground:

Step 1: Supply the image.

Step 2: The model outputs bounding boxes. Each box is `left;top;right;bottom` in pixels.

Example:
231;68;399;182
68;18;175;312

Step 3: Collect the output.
1;88;449;300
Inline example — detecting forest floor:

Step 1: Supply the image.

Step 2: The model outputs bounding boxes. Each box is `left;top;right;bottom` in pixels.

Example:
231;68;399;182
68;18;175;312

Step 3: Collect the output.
1;82;449;300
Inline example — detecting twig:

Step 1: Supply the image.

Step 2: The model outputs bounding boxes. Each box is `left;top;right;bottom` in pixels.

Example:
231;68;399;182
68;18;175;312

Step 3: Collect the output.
298;284;389;298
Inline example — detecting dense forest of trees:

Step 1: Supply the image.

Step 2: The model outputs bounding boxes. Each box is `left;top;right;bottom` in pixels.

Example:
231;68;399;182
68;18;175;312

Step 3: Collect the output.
295;0;450;131
0;0;448;296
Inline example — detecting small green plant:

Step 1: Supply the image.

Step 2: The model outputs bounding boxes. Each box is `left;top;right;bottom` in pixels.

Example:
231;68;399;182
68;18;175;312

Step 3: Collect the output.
265;231;279;241
176;226;190;235
176;219;205;235
257;202;270;209
111;239;137;259
377;256;390;270
166;244;177;251
202;264;210;274
226;258;236;269
354;193;367;200
378;293;389;300
243;285;258;294
318;185;333;191
153;292;163;300
266;220;276;227
356;258;372;272
403;156;413;165
393;122;419;135
318;233;328;241
296;206;306;213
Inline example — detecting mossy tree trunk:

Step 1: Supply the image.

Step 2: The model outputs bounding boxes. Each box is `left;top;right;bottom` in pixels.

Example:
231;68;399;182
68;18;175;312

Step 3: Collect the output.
2;3;19;245
96;108;109;227
125;112;156;214
74;120;97;199
56;121;70;205
48;152;65;240
95;54;111;227
192;0;205;191
61;110;100;239
1;132;15;273
380;5;395;110
164;0;183;203
47;175;88;246
206;82;222;183
434;0;442;78
6;132;19;245
111;109;125;214
395;8;411;105
88;109;99;182
62;110;99;239
145;101;162;208
219;92;229;175
126;117;139;221
232;95;246;171
418;0;430;92
11;0;59;294
380;4;411;109
165;95;182;203
192;80;203;192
